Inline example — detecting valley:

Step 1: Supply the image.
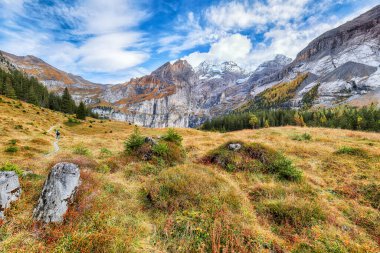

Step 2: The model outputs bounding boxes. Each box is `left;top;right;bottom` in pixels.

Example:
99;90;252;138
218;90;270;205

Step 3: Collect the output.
0;96;379;252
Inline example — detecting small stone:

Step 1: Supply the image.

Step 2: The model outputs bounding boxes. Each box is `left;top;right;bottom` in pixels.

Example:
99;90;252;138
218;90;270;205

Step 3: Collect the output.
0;171;21;219
145;137;157;146
33;162;80;223
228;143;242;151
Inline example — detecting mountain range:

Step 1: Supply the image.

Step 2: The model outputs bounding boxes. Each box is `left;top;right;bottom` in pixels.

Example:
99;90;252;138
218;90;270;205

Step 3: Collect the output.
1;5;379;127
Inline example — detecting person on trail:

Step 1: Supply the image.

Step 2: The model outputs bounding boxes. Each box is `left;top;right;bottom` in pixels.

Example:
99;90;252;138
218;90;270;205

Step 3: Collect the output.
55;129;61;140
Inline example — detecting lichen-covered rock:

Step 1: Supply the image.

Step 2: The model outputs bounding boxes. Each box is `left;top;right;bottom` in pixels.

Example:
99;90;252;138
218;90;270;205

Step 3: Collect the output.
0;171;21;219
33;163;80;223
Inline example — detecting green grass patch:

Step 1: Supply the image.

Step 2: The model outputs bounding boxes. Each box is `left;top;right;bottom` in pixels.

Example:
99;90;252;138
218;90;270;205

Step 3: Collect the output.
0;162;23;176
291;133;312;141
335;146;368;157
73;145;91;156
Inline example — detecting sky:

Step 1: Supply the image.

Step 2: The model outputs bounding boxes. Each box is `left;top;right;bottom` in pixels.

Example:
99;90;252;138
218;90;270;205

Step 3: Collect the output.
0;0;379;84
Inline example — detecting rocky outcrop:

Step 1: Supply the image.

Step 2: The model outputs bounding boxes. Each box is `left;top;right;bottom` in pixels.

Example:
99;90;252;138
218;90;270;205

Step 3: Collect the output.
33;163;80;223
0;171;21;219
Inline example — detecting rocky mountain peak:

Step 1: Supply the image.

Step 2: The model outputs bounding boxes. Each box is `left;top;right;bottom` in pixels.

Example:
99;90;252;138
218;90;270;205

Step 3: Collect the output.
293;4;380;64
195;60;245;80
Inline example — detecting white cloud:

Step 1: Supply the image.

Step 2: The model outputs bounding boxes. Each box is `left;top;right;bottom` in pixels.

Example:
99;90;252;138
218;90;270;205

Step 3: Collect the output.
183;34;253;67
206;0;310;30
0;0;150;83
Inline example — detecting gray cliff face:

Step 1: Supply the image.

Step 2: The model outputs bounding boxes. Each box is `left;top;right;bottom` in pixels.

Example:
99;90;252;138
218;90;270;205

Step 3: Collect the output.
93;59;289;127
285;5;380;108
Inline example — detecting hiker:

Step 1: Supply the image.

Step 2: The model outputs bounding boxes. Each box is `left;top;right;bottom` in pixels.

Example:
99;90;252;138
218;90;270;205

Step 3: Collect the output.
55;129;61;140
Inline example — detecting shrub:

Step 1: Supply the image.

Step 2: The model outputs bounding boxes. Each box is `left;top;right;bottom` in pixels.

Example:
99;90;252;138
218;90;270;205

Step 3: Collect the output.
99;147;112;158
8;139;17;145
291;133;312;141
65;117;81;126
335;146;368;157
5;146;18;153
161;128;183;144
96;164;111;174
203;141;302;181
124;126;145;154
0;162;23;176
152;142;169;157
73;145;91;156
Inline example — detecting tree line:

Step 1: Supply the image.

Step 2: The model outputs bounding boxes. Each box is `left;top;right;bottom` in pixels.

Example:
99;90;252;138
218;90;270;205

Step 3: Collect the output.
201;105;380;132
0;68;94;120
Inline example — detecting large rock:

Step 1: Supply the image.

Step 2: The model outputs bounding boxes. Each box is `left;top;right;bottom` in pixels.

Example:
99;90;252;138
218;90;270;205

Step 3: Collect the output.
0;171;21;219
33;163;80;223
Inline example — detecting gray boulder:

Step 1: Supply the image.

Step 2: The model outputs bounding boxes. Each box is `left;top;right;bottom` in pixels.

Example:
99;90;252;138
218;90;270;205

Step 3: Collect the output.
144;137;157;146
33;163;80;223
228;143;242;151
0;171;21;219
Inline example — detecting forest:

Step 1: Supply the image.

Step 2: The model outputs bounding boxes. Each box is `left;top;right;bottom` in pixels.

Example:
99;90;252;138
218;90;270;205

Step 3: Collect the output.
0;68;93;119
201;105;380;132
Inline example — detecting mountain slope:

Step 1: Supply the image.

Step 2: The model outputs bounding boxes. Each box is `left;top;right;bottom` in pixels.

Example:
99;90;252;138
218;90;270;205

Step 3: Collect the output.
0;51;105;103
242;4;380;110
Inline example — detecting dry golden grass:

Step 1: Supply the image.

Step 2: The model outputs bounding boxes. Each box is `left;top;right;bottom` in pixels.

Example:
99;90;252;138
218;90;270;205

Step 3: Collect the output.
0;95;379;252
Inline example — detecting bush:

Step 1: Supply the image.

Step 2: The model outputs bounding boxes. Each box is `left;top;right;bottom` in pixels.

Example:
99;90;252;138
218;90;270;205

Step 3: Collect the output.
291;133;312;141
73;145;91;156
152;142;169;157
5;146;18;153
203;141;302;181
0;162;23;176
161;128;183;144
8;139;17;145
124;127;186;166
99;147;112;158
124;126;145;154
335;146;368;157
96;164;111;174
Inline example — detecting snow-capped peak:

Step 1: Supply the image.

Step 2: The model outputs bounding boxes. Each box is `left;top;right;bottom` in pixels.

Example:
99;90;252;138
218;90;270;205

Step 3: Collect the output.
196;61;245;79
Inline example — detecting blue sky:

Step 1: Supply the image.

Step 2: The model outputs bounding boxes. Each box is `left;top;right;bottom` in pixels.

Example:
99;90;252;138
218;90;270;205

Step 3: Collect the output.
0;0;379;84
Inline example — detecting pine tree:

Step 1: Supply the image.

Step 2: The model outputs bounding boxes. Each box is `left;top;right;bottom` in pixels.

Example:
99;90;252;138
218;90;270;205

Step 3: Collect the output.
4;77;16;99
76;101;87;120
61;87;74;114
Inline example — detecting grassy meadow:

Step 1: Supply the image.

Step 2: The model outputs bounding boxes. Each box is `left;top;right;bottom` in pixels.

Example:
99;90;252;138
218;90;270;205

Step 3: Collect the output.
0;95;379;252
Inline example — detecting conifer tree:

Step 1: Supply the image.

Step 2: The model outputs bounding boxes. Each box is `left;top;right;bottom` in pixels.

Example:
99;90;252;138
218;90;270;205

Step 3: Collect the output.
61;87;74;114
76;101;86;120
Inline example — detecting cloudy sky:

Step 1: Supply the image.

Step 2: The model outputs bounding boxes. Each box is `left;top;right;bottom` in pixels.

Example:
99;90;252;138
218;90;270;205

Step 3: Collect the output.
0;0;378;84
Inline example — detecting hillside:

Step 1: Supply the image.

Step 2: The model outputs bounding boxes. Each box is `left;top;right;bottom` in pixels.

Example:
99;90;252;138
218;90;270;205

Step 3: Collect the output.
0;95;379;252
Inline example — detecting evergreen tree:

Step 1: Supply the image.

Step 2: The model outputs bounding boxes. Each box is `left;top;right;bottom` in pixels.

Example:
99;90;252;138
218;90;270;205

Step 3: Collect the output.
76;101;87;120
4;77;16;99
61;87;74;114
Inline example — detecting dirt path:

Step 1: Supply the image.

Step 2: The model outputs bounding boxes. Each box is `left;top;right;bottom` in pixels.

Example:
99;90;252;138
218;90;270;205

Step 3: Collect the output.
45;125;60;157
